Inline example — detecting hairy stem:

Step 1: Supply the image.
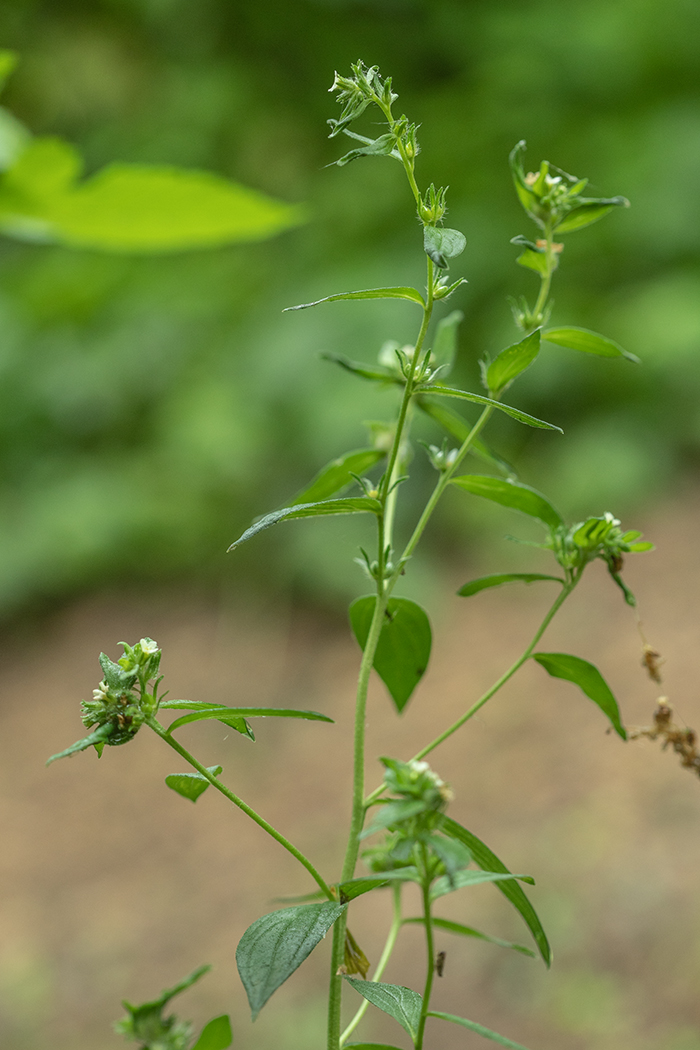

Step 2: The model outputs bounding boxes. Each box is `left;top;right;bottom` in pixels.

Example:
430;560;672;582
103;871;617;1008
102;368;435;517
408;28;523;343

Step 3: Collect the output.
147;718;334;900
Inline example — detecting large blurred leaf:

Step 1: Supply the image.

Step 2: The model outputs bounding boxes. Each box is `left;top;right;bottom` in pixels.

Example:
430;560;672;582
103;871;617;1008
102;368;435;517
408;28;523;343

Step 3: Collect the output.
449;475;563;531
349;596;432;712
430;310;463;376
228;497;381;551
532;652;626;739
191;1016;233;1050
344;979;422;1040
236;902;345;1020
0;138;304;251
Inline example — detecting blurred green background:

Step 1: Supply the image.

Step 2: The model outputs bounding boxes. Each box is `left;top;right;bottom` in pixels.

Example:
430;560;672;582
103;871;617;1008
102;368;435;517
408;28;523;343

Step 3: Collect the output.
0;0;698;617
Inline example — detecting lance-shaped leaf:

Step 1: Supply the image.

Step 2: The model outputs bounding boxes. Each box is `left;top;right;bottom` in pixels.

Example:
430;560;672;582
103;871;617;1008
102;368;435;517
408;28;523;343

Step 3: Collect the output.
486;330;541;395
426;385;562;432
349;596;432;713
431;869;534;901
403;917;535;956
423;226;466;269
542;326;639;363
554;196;629;234
291;448;385;505
450;475;563;531
339;868;421;903
165;765;223;803
417;399;517;477
321;352;401;384
236;902;345;1020
344;979;423;1041
228;496;381;551
191;1015;233;1050
532;653;626;739
334;133;396;166
46;722;115;765
428;1011;533;1050
439;816;551;965
162;702;333;735
285;286;425;311
430;310;463;376
458;573;564;598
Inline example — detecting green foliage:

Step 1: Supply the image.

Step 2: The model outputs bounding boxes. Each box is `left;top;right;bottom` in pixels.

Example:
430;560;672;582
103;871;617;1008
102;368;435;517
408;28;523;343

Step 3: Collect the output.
427;1010;532;1050
543;326;639;362
458;573;564;597
427;385;562;430
344;979;423;1041
450;475;564;531
349;596;432;712
486;330;541;395
236;902;346;1021
532;652;627;739
227;496;382;551
165;766;223;803
114;966;226;1050
403;917;535;957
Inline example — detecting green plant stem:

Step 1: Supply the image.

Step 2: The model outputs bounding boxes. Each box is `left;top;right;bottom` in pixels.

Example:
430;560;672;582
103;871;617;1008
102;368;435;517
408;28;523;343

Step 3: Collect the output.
146;718;334;900
415;851;435;1050
529;222;554;328
339;883;403;1046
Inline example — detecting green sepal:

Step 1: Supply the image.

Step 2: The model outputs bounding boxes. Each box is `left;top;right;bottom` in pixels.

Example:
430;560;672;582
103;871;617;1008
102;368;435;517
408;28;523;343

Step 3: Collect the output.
431;869;534;902
426;385;562;432
291;448;385;505
46;722;114;765
165;766;223;803
439;816;551;966
532;652;626;739
284;286;425;311
428;1011;533;1050
190;1015;233;1050
228;497;381;551
542;326;639;363
236;902;346;1020
343;978;423;1041
458;573;565;597
423;226;466;269
486;330;541;395
349;596;432;713
403;917;535;957
449;475;563;531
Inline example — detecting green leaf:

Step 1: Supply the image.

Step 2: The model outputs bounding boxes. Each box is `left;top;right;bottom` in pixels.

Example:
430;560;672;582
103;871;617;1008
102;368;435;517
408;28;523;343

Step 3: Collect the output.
430;310;463;376
542;326;639;363
554;196;629;234
344;1044;405;1050
165;765;223;803
349;596;432;712
403;917;535;956
423;226;466;269
450;475;563;531
428;833;472;882
516;248;550;275
334;133;396;166
291;448;385;505
339;868;421;903
321;352;401;384
120;965;211;1037
191;1015;233;1050
0;108;31;172
428;1011;533;1049
228;497;381;551
417;399;517;477
361;800;430;838
487;330;541;395
162;704;333;734
99;651;138;693
439;816;551;966
431;869;534;901
46;722;115;765
236;902;345;1020
0;51;18;92
285;286;425;311
458;573;564;597
427;385;562;432
344;979;423;1040
532;653;626;739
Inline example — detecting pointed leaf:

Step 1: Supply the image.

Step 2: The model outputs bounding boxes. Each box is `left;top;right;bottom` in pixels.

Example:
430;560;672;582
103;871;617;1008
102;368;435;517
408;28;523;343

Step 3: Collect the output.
543;326;639;363
403;917;535;956
417;399;517;477
285;286;425;311
334;133;396;166
427;385;562;432
291;448;385;505
46;722;115;765
121;965;211;1031
165;709;255;739
487;330;541;395
430;310;463;375
439;816;551;966
431;869;533;901
344;979;422;1040
458;573;564;597
98;651;138;693
321;352;400;384
236;902;345;1020
554;196;629;234
349;596;432;712
228;497;381;551
532;652;626;739
515;248;552;275
339;868;421;903
450;475;563;531
423;226;466;269
165;766;223;803
428;1011;532;1049
163;704;333;733
191;1015;232;1050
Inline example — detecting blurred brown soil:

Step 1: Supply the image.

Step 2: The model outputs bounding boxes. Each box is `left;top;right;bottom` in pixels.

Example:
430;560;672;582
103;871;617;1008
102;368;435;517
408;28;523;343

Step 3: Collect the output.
3;494;700;1050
